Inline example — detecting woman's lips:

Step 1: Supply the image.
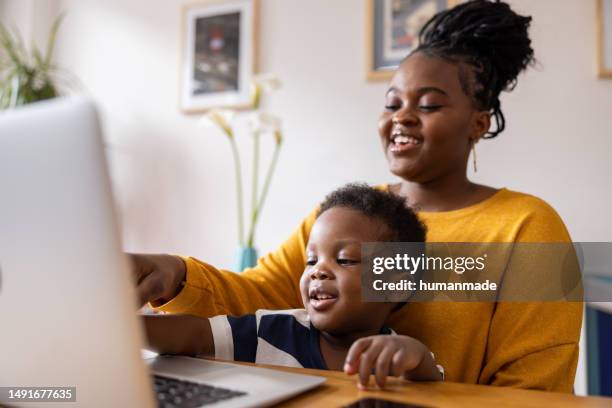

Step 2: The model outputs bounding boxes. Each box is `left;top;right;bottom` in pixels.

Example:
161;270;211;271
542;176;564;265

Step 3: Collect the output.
389;134;422;153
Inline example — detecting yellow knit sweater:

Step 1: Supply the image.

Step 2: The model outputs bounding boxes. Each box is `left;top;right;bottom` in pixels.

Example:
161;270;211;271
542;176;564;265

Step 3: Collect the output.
154;187;582;392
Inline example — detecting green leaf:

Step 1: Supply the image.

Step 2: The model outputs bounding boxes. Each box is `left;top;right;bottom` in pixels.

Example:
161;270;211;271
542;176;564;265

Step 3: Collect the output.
10;24;29;65
32;45;44;68
45;13;65;67
0;23;23;65
0;13;69;110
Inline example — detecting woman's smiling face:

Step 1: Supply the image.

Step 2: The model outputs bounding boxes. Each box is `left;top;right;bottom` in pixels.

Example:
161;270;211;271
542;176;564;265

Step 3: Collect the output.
378;52;490;183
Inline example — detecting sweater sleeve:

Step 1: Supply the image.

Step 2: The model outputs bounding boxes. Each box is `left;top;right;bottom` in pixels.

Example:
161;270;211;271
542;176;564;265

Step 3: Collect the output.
479;199;583;392
151;207;318;317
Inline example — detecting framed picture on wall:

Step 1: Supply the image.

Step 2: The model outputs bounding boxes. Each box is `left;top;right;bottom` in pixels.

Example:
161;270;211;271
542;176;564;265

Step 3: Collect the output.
366;0;458;81
597;0;612;78
180;0;258;113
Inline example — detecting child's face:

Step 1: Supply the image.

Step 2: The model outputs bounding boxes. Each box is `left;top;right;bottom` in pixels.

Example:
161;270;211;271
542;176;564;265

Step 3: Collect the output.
299;207;395;335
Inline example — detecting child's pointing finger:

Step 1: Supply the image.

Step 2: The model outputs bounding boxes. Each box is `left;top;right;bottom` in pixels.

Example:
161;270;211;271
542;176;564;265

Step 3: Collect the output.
343;337;373;375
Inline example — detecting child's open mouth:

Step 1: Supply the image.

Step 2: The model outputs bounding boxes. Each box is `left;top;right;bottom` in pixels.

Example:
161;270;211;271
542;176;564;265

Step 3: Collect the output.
308;287;339;311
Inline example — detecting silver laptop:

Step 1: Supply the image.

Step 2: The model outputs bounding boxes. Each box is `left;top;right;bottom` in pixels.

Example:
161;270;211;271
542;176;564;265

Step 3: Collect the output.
0;98;325;407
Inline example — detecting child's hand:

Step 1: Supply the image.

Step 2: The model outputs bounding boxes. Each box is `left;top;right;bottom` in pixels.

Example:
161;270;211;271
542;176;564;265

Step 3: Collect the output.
343;335;441;389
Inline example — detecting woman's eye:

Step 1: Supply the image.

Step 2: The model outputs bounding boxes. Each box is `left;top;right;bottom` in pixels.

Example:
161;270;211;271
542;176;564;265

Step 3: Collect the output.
337;258;359;266
384;99;402;111
419;105;442;112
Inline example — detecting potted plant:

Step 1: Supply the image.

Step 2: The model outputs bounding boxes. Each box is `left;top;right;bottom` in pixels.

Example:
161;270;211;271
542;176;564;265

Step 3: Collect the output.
0;15;67;109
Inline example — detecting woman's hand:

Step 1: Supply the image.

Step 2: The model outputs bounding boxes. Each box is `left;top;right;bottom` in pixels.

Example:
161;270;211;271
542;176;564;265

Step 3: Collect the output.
343;335;442;389
129;254;186;306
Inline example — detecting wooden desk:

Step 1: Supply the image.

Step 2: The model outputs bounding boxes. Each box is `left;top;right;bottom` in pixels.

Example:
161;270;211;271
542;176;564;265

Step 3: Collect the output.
247;364;612;407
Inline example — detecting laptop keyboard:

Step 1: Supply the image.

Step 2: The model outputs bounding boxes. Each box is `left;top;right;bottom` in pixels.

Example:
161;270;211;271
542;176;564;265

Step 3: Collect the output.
153;375;247;407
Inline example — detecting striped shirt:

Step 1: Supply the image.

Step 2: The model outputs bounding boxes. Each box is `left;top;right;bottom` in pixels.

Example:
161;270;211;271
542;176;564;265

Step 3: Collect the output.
208;308;395;369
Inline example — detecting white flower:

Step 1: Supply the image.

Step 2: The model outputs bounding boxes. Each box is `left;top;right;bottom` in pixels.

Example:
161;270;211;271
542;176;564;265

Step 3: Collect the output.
199;108;236;138
253;73;282;92
248;112;283;145
248;111;280;132
251;73;282;109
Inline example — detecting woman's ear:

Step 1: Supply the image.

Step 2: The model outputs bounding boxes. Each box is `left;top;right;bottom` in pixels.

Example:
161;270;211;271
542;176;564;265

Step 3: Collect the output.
471;110;491;141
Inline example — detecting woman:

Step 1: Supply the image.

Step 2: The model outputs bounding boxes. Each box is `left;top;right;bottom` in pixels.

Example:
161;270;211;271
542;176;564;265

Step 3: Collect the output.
132;0;581;391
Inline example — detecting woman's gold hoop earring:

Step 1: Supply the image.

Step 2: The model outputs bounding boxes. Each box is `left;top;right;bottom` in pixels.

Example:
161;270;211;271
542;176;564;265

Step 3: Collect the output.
472;142;478;173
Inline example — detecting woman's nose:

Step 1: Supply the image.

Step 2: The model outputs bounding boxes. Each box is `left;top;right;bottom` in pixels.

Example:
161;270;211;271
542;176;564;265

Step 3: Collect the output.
392;106;419;126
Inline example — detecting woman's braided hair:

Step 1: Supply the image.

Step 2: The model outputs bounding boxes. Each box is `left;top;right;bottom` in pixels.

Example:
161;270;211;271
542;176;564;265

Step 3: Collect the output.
413;0;535;138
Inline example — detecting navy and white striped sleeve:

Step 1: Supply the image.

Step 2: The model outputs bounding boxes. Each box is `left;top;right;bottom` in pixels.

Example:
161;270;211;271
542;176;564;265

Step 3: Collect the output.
208;315;258;362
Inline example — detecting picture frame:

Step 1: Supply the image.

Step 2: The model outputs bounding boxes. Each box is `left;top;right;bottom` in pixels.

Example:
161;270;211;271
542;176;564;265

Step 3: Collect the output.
597;0;612;78
366;0;458;81
180;0;258;113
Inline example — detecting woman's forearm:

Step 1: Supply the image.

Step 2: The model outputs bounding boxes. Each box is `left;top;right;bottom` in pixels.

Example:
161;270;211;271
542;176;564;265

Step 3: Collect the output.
149;209;319;317
142;314;214;357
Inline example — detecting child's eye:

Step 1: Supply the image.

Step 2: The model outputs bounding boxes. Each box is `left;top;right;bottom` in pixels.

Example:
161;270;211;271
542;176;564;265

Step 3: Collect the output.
337;258;359;266
306;258;317;266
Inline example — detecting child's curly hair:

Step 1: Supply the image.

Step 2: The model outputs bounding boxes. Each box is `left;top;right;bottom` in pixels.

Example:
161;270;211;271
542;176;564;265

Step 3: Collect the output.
318;183;426;243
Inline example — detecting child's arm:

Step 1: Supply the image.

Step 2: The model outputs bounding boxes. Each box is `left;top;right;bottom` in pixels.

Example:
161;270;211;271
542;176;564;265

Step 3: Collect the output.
344;335;443;389
142;314;214;357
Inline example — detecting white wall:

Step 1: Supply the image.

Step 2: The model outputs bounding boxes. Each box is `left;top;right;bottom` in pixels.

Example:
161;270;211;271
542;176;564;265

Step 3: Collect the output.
9;0;611;263
46;0;395;265
44;0;612;264
0;0;33;33
2;0;610;394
